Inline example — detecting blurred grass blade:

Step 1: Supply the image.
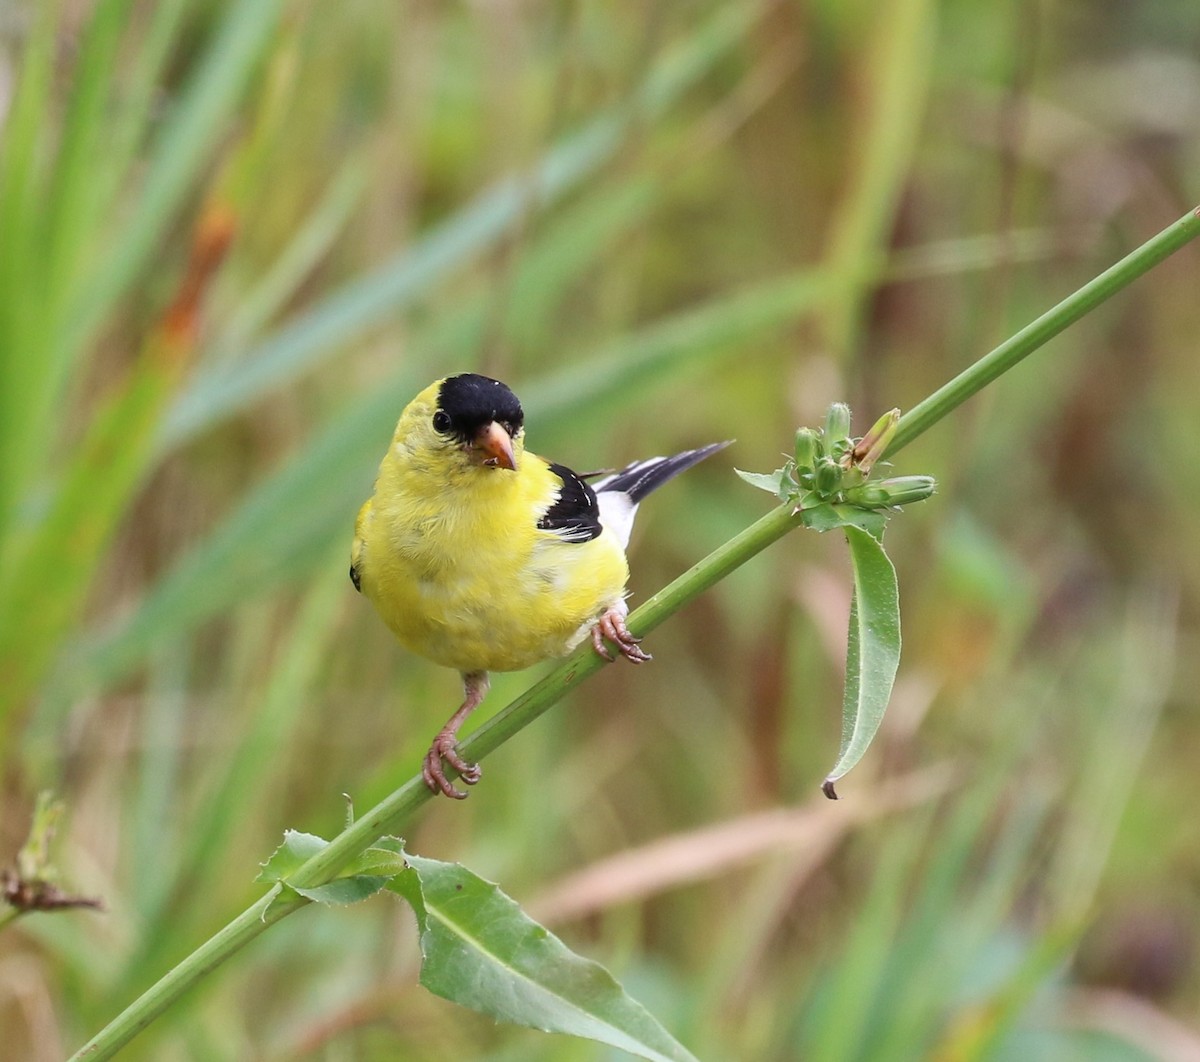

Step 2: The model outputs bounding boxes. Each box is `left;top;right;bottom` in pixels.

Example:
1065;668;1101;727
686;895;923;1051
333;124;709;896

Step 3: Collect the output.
158;0;767;450
44;0;135;298
801;813;931;1060
121;554;351;984
0;209;234;736
0;2;61;535
63;0;283;357
0;360;179;730
392;855;700;1062
822;525;901;798
0;0;192;538
210;159;368;358
821;0;936;358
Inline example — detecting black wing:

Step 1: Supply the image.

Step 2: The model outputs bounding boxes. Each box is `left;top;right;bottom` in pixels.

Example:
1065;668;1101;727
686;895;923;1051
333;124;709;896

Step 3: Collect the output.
537;463;603;542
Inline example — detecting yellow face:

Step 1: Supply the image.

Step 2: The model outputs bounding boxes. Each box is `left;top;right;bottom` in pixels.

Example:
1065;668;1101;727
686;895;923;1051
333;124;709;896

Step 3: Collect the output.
390;377;527;480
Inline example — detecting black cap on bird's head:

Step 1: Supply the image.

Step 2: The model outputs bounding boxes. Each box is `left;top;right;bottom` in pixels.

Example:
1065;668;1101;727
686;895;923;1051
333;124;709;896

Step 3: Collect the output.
434;374;524;470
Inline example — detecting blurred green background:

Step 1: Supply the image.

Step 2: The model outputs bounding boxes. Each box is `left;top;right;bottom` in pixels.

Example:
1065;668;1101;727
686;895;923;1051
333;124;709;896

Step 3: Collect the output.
2;0;1200;1058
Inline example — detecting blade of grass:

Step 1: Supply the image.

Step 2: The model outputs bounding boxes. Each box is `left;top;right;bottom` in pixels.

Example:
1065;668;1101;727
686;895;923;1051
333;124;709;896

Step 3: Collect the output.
157;0;768;450
44;0;135;301
0;360;183;730
90;0;192;231
0;1;60;535
210;159;369;359
130;643;190;923
886;205;1200;456
62;0;285;359
799;809;933;1061
820;0;937;359
120;551;351;989
866;781;1050;1060
0;210;233;736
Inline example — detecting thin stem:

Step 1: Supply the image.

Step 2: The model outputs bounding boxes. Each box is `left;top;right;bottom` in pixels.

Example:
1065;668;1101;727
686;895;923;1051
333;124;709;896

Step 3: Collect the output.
887;205;1200;456
65;887;307;1061
69;204;1200;1061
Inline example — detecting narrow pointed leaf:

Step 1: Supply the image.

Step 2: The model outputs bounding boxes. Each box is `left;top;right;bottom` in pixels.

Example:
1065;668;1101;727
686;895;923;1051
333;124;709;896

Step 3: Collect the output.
392;855;699;1062
735;467;786;496
823;525;901;797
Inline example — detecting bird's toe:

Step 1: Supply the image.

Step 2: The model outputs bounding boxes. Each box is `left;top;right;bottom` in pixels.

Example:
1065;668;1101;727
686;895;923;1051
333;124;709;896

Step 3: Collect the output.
593;607;653;664
423;734;480;799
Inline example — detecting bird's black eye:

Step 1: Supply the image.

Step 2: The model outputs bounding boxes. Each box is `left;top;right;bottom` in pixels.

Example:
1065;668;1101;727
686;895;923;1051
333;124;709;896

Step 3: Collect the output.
432;410;452;433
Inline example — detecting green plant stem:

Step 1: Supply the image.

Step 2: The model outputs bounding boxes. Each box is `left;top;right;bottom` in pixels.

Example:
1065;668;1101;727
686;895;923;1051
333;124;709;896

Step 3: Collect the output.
887;205;1200;456
68;204;1200;1061
66;887;307;1060
68;503;801;1062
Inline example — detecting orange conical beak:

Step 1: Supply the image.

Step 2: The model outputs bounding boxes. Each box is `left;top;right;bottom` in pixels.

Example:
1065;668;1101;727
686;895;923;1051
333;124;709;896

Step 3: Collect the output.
472;421;516;470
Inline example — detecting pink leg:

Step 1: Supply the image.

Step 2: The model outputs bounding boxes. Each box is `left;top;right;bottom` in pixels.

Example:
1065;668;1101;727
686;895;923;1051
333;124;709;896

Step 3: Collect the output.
591;603;652;664
423;670;489;799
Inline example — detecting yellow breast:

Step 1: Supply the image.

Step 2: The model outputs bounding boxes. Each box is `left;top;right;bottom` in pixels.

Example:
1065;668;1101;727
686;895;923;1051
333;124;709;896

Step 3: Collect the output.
354;450;628;674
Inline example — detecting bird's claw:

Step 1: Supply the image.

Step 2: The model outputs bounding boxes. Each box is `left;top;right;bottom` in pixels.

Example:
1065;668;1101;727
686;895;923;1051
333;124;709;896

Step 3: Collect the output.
592;608;652;664
422;731;481;800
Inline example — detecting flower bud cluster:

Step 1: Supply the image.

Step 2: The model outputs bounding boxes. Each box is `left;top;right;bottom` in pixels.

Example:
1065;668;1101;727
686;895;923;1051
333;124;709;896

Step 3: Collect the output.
782;405;935;512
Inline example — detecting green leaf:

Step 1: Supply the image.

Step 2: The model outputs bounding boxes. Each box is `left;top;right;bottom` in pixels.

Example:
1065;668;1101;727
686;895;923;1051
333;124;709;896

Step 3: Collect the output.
392;855;699;1062
257;830;328;881
799;503;888;537
292;876;394;907
734;467;786;496
823;525;901;798
257;831;406;906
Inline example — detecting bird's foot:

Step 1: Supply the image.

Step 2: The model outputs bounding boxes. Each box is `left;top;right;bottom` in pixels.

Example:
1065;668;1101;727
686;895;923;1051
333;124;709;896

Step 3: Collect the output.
591;606;652;664
422;730;481;800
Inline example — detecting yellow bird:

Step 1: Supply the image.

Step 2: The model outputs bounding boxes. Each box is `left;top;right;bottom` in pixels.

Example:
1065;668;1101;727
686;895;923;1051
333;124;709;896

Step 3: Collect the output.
351;373;726;798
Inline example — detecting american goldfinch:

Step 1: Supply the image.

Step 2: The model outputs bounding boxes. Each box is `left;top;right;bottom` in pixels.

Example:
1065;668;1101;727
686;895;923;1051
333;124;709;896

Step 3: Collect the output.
351;373;726;798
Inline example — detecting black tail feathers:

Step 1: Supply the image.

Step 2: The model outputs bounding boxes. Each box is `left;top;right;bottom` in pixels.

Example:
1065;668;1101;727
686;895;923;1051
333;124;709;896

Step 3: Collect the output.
595;441;730;503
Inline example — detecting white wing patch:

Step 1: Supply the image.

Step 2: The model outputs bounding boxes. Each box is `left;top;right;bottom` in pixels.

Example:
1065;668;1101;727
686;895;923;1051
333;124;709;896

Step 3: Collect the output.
597;490;638;550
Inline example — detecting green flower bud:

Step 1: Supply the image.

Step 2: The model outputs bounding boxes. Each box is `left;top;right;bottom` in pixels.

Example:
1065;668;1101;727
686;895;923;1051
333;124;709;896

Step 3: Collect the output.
793;427;822;472
876;475;936;505
813;456;843;496
841;484;891;508
842;474;936;509
824;402;852;447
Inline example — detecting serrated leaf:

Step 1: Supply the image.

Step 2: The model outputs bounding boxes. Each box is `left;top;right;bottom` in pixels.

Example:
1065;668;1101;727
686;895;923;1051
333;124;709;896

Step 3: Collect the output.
256;829;328;882
343;846;407;878
799;502;887;537
256;830;406;906
823;525;901;797
292;875;393;906
830;504;890;536
391;855;698;1062
734;467;786;496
